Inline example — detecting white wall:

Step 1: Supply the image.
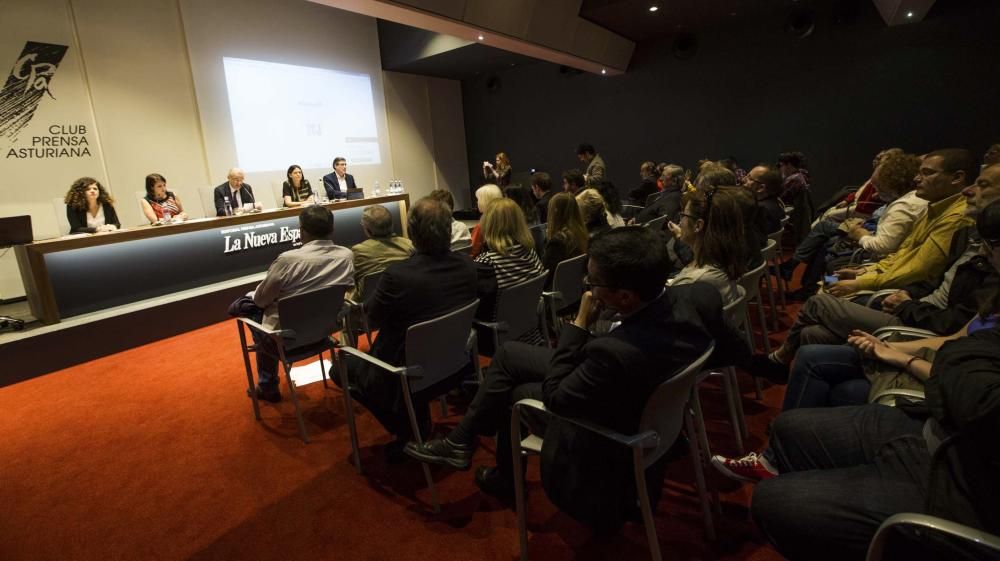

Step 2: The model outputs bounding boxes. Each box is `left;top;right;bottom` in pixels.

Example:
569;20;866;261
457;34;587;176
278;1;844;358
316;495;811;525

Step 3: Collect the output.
0;0;468;301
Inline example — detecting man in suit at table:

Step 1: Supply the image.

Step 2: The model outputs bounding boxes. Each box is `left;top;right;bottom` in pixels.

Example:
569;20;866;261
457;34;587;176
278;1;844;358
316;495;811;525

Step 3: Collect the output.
337;196;478;461
406;226;749;529
214;168;261;216
322;157;357;200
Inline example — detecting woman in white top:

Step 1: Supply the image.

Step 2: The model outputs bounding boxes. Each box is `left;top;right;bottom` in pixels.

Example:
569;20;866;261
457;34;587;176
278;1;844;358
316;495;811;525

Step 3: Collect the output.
667;186;748;305
840;153;926;258
65;177;121;234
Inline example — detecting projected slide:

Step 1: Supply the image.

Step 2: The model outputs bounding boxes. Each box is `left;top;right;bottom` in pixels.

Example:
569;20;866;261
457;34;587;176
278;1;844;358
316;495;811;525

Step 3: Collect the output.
222;57;381;172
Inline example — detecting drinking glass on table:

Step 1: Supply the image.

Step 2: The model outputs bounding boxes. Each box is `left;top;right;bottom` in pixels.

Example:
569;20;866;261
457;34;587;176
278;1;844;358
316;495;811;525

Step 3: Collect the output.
244;203;255;214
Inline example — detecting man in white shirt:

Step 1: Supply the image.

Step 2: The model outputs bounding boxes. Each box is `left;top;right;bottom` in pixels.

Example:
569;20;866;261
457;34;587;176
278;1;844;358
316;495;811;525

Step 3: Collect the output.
249;205;355;402
322;157;358;200
213;168;262;216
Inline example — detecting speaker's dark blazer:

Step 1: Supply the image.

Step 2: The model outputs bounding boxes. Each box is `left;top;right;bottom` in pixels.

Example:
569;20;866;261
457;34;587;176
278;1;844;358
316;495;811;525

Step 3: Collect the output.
540;282;750;529
322;172;357;200
213;183;256;216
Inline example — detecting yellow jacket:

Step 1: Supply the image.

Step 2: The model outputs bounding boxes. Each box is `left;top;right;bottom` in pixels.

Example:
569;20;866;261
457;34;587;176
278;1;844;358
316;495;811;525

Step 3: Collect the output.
855;193;971;291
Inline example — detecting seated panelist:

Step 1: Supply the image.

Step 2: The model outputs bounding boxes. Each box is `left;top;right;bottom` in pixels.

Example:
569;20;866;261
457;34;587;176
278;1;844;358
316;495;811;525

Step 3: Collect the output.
65;177;120;234
282;164;314;207
141;173;186;223
322;157;356;201
214;168;261;216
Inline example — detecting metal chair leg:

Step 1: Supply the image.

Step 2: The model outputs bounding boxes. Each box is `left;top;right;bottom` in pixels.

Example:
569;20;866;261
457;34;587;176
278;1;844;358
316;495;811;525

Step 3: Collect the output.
237;322;261;421
721;368;745;453
337;351;362;473
727;366;749;440
511;407;530;561
283;361;310;443
763;263;780;330
401;376;440;513
684;406;716;541
632;447;663;561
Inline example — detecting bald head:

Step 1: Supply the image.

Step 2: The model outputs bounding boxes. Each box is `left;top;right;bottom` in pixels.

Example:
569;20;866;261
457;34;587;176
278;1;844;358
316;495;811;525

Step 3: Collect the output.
227;168;245;189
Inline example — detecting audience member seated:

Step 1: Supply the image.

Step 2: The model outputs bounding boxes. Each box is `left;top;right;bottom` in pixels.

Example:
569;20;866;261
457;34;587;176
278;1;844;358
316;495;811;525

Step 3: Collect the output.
720;156;747;184
503;184;539;226
815;148;902;224
244;206;354;402
782;152;924;300
350;204;414;298
711;297;1000;560
666;187;747;305
635;164;685;224
561;169;585;195
777;151;810;205
541;192;588;288
984;142;1000;167
336;198;477;460
469;184;503;257
753;170;1000;382
473;198;546;351
594;180;626;227
405;226;750;531
530;172;556;223
282;164;314;207
427;188;472;250
65;176;120;234
576;188;612;238
743;164;785;234
628;161;659;205
140;173;186;224
214;168;261;215
825;149;977;299
694;163;736;192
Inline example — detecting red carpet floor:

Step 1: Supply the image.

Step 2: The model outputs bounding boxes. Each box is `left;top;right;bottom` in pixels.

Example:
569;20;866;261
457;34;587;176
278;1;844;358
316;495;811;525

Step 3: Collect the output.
0;297;800;561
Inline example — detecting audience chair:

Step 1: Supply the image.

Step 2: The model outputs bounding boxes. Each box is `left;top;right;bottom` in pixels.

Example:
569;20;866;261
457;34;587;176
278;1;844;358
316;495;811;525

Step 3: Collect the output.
511;343;717;561
475;271;548;358
451;242;472;255
760;238;781;330
645;192;661;207
866;513;1000;561
643;215;668;232
236;284;349;443
541;254;588;345
343;270;384;348
737;260;770;399
621;204;643;220
337;299;482;513
765;229;788;312
528;223;546;253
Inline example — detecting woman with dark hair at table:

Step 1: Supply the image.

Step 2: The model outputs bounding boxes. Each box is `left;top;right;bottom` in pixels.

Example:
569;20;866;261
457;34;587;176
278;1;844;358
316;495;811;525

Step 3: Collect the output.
65;177;120;234
282;164;314;207
141;173;186;223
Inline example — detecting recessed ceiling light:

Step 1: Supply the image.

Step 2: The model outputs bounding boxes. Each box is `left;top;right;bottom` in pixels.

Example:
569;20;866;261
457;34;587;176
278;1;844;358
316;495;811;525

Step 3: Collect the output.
477;34;484;40
906;11;914;17
649;6;658;12
601;69;607;75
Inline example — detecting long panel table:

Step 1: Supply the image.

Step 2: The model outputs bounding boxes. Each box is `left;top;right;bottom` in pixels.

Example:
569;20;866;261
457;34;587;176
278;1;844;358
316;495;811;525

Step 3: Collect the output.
15;194;409;325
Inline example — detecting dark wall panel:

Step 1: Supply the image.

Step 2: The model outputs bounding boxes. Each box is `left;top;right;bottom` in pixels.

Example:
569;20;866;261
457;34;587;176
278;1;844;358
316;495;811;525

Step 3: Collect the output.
461;1;1000;202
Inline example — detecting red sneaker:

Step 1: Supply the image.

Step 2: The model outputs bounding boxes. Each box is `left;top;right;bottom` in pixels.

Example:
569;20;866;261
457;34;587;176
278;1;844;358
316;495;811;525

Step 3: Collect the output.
711;452;777;483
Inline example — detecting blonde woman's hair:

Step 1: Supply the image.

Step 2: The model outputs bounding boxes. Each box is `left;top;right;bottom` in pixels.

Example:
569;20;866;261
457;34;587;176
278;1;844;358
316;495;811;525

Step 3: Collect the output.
481;197;534;255
476;184;503;213
575;188;607;225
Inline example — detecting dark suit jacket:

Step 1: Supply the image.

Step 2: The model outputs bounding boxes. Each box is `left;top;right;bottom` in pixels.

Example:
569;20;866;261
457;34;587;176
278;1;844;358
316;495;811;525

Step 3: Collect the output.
535;190;555;224
758;194;785;234
628;178;658;206
214;183;255;216
322;172;357;200
67;202;120;234
636;187;682;224
540;282;750;529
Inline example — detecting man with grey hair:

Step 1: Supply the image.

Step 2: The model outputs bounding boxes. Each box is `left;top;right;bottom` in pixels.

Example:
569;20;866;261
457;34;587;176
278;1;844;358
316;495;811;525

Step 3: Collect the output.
213;168;261;216
350;204;414;297
635;164;685;223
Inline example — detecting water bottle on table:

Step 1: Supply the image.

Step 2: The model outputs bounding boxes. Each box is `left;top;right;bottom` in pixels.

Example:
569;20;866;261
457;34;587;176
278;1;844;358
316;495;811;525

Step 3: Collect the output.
223;196;233;216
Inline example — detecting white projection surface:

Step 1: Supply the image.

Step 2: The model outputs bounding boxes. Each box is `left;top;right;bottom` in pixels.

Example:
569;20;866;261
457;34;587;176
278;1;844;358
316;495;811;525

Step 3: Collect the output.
222;57;381;172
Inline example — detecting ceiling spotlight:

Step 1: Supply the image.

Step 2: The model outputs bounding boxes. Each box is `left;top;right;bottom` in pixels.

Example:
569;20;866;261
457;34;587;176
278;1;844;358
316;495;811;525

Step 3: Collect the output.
477;34;484;40
906;11;914;17
649;6;658;12
601;69;607;75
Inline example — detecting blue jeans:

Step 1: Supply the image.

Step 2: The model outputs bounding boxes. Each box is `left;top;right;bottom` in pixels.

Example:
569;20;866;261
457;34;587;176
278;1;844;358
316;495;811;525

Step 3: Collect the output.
782;344;871;411
752;406;928;561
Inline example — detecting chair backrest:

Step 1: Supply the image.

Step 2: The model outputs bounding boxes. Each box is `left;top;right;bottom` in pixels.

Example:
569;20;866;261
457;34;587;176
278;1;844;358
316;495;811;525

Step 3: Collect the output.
134;191;148;218
405;299;479;394
644;214;668;231
357;270;383;303
621;204;642;220
495;271;548;343
199;187;217;217
52;198;70;235
271;181;285;207
451;243;472;255
639;342;715;467
722;286;748;331
551;253;588;307
738;259;767;300
276;284;349;349
761;237;777;260
645;192;661;207
529;223;546;252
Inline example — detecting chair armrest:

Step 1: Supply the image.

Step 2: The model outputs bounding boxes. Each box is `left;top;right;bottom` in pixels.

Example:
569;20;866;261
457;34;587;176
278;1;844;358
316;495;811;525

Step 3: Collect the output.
337;345;415;376
474;320;510;333
866;513;1000;561
236;317;294;339
542;291;563;299
873;326;938;341
870;388;926;404
864;289;898;309
513;399;658;449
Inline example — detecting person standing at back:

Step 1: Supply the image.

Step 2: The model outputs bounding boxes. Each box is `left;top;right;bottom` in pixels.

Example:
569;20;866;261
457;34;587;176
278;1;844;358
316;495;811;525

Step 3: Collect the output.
576;143;606;186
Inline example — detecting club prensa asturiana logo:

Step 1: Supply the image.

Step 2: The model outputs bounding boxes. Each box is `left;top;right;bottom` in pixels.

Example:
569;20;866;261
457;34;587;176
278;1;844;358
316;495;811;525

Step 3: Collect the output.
1;41;69;142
